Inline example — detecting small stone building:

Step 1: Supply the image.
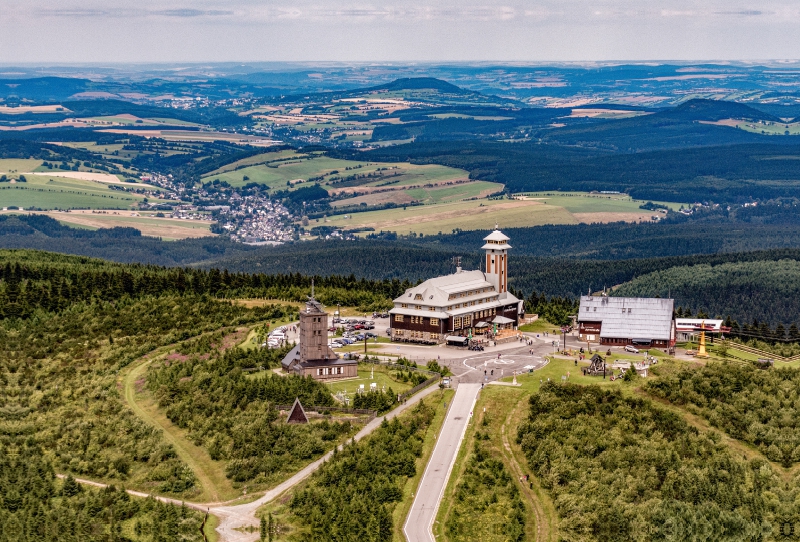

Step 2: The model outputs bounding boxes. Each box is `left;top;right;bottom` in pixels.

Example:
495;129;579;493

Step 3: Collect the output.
281;296;358;380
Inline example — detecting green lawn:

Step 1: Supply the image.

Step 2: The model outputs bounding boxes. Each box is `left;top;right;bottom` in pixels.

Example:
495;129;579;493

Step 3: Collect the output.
519;319;562;334
324;364;415;397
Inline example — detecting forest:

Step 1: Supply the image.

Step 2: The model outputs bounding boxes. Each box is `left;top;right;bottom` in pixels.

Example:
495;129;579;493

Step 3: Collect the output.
0;440;206;542
614;259;800;326
646;362;800;468
517;382;794;541
285;401;436;542
352;137;800;202
0;248;401;318
145;335;356;485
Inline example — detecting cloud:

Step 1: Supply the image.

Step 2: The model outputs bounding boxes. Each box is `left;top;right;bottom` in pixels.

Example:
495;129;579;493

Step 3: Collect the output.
714;10;765;16
36;6;234;19
154;9;234;17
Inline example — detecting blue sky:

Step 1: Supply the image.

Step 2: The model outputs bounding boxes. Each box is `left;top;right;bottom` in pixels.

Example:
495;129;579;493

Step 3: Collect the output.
2;0;799;62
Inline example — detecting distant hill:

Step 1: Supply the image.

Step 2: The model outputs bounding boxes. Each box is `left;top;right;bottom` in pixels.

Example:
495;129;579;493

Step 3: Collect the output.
665;99;779;122
0;214;255;266
0;77;90;101
367;77;469;94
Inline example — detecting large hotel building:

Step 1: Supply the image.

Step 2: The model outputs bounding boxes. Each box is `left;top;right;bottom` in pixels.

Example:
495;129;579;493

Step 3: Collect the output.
389;229;523;344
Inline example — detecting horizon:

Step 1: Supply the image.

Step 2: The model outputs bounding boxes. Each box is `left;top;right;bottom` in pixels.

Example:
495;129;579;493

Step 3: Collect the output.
4;1;800;63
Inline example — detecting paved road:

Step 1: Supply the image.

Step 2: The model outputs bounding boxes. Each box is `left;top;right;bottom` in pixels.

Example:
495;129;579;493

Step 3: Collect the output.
404;382;482;542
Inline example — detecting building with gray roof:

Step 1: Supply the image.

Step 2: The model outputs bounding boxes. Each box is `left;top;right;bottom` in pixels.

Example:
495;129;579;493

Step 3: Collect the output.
577;295;675;350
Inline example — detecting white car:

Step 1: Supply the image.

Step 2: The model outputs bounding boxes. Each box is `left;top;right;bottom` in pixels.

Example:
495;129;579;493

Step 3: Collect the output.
270;331;286;340
330;341;344;348
625;345;640;353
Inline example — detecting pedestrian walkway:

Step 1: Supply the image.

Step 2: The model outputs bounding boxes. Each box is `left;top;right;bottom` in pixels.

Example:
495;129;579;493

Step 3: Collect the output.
404;383;482;542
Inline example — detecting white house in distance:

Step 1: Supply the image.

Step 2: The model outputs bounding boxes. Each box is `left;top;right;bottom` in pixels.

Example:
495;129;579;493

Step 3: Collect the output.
389;228;524;344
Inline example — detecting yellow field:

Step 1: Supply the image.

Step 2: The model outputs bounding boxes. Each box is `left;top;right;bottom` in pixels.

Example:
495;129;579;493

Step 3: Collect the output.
317;191;671;236
7;210;214;240
322;199;577;236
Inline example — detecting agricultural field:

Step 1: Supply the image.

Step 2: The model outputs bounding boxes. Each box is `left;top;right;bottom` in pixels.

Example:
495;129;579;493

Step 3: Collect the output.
0;158;44;172
321;199;573;236
0;175;170;210
317;191;680;237
19;210;215;240
202;150;471;194
98;128;280;146
708;118;800;135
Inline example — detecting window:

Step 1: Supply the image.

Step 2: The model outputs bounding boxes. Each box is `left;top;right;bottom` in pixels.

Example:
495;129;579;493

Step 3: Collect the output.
454;317;462;329
337;367;343;375
431;318;439;326
463;315;472;327
430;306;436;311
317;368;323;376
415;294;423;300
401;303;408;308
395;314;404;322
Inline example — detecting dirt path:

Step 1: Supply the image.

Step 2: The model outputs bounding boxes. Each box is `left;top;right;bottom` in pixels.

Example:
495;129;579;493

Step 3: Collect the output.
500;394;559;542
123;357;237;503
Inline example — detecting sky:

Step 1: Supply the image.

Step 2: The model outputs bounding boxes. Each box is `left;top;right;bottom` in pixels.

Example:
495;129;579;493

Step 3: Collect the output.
2;0;799;63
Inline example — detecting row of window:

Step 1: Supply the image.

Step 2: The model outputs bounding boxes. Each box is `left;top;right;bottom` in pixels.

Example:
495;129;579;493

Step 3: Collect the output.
447;287;494;301
316;367;344;376
447;297;498;311
395;330;440;340
394;315;440;326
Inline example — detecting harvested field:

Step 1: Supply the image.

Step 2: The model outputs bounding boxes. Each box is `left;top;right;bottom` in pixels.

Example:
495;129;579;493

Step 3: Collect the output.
573;212;658;224
17;210;215;240
30;171;124;184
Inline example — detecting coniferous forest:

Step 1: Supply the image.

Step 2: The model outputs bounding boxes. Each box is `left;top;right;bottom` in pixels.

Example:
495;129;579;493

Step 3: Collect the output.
517;382;796;541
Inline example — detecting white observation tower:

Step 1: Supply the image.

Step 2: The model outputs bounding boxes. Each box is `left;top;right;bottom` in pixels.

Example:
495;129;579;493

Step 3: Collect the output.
482;226;511;294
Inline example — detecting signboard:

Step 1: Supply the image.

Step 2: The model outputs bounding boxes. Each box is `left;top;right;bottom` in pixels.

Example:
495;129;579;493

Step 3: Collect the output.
579;322;602;334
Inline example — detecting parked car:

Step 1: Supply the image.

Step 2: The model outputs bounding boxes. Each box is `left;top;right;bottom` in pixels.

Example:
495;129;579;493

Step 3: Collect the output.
353;324;364;330
625;345;640;353
365;332;377;339
355;334;365;341
363;323;375;330
330;341;344;348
